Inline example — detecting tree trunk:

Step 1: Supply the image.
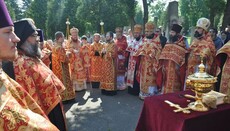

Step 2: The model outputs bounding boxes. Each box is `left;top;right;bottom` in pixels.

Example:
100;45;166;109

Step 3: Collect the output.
222;0;230;30
209;10;215;28
142;0;148;33
129;17;136;32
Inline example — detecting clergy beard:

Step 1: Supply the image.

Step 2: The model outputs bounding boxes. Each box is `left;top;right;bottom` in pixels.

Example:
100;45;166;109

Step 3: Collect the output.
146;33;155;39
71;37;78;42
194;31;203;39
169;35;178;43
106;39;111;43
21;41;42;58
135;36;141;41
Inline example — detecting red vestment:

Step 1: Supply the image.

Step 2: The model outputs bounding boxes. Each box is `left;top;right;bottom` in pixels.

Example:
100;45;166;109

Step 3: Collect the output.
115;36;128;73
0;70;58;130
52;44;75;101
134;35;161;96
216;41;230;95
90;42;103;82
100;41;118;91
68;39;87;91
187;34;216;77
80;44;91;82
158;36;188;93
14;53;65;115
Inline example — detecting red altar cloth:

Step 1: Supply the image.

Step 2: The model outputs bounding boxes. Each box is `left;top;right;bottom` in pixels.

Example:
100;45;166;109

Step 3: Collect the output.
136;90;230;131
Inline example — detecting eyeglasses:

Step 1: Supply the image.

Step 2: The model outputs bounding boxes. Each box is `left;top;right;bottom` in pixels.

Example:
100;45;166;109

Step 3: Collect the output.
30;34;40;41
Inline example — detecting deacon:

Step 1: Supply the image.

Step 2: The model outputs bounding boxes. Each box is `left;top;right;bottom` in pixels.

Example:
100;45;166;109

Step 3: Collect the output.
90;33;104;88
100;31;118;95
115;27;128;90
80;35;91;82
52;31;75;101
126;24;143;96
158;24;188;94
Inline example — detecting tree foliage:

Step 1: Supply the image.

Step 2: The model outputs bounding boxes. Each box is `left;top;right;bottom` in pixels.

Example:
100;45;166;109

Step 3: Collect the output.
77;0;131;34
120;0;138;30
46;0;65;39
4;0;16;21
149;1;166;28
222;0;230;30
6;0;229;39
179;0;226;33
204;0;225;28
135;6;144;25
22;0;32;12
5;0;22;21
59;0;83;36
25;0;48;34
179;0;209;33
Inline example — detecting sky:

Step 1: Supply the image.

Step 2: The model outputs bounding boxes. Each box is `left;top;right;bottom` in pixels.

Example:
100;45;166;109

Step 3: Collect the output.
16;0;23;7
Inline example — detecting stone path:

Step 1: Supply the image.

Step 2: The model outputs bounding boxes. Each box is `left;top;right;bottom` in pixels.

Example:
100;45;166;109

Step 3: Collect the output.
64;87;143;131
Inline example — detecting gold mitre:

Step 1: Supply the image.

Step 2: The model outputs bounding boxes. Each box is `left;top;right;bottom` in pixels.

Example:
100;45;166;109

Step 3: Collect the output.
93;33;100;36
134;24;142;33
70;27;79;34
145;22;155;31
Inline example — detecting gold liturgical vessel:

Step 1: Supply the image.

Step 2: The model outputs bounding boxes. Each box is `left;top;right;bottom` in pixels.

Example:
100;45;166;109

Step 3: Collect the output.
186;56;217;111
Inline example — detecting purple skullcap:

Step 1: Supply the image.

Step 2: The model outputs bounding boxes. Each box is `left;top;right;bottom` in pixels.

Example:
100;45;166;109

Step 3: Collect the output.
14;19;37;50
37;29;44;42
0;0;13;28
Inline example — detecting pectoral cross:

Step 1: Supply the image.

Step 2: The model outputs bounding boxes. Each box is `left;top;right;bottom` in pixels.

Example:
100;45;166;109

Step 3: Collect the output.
164;100;191;114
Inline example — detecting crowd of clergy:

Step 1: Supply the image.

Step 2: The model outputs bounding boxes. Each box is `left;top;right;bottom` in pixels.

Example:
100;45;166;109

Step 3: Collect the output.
32;17;230;101
11;17;230;101
1;0;230;130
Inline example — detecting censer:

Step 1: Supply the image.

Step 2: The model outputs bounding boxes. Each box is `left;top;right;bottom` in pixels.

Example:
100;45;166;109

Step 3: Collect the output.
186;55;217;111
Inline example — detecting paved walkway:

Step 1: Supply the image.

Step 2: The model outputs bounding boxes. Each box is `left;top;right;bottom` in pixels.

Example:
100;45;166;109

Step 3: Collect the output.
64;86;143;131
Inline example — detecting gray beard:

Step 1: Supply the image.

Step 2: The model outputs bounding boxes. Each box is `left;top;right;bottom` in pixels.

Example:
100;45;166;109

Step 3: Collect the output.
21;41;42;58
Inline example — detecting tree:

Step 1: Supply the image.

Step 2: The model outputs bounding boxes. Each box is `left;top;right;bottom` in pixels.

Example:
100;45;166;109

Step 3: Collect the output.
179;0;209;33
25;0;48;34
77;0;104;33
22;0;32;12
46;0;65;39
222;0;230;30
142;0;148;27
4;0;23;21
149;1;166;28
142;0;155;32
135;6;144;25
59;0;85;36
120;0;137;30
77;0;130;34
4;0;16;20
204;0;225;28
